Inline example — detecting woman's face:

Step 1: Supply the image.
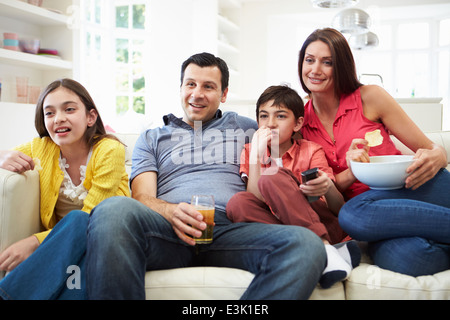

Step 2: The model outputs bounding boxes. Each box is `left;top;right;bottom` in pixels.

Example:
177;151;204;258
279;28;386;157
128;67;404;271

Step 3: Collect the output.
302;40;335;95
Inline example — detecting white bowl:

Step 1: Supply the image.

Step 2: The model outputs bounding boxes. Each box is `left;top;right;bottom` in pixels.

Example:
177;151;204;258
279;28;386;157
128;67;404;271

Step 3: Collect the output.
350;155;415;190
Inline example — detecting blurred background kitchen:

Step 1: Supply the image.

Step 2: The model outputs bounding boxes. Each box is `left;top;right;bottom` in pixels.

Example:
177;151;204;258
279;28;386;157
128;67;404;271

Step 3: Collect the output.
0;0;449;149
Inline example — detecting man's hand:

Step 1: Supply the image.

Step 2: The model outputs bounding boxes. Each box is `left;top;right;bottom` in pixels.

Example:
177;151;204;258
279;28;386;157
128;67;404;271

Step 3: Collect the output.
167;202;207;246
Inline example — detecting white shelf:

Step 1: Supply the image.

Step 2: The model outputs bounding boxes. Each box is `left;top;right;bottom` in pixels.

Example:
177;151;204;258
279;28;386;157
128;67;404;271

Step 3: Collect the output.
220;0;241;9
0;0;69;26
0;48;72;70
218;14;239;32
0;0;74;105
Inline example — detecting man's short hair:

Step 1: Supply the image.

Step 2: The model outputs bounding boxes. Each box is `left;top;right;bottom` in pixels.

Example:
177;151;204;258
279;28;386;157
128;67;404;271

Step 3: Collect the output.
181;52;229;93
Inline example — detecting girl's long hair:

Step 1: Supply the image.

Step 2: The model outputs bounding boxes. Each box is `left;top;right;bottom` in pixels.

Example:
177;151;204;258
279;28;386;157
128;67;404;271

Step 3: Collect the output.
35;78;119;147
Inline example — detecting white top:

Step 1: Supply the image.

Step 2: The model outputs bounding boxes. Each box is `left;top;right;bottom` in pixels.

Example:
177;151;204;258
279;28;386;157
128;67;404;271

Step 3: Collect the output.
54;150;92;220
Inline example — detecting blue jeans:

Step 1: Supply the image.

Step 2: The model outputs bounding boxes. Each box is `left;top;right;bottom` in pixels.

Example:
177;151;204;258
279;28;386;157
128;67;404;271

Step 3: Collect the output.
0;210;88;300
86;196;326;300
339;169;450;276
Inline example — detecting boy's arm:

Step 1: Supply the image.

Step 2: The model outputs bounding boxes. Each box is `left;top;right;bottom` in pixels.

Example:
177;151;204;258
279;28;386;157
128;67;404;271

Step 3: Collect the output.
131;172;205;246
247;146;264;201
246;128;272;201
300;143;345;215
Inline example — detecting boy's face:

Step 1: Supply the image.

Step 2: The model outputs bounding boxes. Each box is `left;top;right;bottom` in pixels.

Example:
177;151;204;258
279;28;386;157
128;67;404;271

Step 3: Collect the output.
180;63;228;127
257;100;303;149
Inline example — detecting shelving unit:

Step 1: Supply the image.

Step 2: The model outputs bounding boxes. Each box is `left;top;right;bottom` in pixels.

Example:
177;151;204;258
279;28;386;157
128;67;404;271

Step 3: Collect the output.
0;0;74;104
0;48;72;70
218;0;241;99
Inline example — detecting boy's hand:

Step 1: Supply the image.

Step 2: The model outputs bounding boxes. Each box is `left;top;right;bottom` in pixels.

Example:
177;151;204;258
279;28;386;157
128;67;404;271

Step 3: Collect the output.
300;170;332;197
250;126;272;161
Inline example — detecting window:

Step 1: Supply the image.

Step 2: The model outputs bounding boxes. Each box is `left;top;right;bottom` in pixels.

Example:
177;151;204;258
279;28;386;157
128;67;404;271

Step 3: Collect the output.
114;3;146;116
80;0;150;133
397;22;429;50
354;16;450;130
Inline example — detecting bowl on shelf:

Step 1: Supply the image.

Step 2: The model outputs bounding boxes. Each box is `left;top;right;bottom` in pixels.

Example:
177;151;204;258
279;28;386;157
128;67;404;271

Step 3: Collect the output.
19;39;40;54
350;155;415;190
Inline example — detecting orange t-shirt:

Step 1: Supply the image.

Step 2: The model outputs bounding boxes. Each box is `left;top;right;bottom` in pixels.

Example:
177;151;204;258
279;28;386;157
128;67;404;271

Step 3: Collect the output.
239;138;335;183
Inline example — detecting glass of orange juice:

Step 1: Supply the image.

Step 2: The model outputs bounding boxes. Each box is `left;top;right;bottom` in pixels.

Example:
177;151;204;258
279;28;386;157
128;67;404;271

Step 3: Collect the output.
191;195;215;244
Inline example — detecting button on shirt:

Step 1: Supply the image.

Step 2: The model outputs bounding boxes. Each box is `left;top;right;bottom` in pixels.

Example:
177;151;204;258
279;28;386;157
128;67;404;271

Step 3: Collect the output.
301;88;401;199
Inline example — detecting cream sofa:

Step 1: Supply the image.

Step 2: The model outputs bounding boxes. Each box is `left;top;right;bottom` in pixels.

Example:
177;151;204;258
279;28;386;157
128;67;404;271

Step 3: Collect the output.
1;131;450;300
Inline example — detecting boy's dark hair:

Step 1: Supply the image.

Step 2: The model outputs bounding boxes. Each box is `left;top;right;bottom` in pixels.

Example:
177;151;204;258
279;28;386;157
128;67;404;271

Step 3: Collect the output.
180;52;229;93
256;85;305;120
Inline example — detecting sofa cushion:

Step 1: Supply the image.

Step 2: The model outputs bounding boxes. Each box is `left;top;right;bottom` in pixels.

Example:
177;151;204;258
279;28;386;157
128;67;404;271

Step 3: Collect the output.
345;263;450;299
144;267;345;300
145;267;254;300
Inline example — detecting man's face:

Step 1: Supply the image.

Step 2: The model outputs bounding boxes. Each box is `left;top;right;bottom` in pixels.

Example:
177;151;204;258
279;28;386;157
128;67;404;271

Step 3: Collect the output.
180;64;228;127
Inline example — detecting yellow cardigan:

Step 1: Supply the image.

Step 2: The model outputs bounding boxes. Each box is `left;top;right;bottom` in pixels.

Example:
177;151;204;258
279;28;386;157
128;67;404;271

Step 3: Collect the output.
14;137;130;243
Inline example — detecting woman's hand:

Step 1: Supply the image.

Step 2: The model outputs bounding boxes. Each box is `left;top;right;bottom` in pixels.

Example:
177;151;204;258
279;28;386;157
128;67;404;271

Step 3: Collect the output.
0;236;40;271
346;139;370;167
0;150;35;173
405;144;447;190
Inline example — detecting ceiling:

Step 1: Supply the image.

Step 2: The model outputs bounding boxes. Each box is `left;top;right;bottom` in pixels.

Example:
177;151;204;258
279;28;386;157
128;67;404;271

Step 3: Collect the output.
239;0;450;21
241;0;450;11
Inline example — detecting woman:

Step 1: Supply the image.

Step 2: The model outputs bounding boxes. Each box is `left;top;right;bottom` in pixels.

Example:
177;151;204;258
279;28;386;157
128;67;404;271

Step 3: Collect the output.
298;28;450;277
0;79;130;299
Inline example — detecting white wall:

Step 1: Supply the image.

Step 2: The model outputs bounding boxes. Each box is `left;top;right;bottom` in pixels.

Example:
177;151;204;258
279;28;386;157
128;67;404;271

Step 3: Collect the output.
238;0;450;130
145;0;218;128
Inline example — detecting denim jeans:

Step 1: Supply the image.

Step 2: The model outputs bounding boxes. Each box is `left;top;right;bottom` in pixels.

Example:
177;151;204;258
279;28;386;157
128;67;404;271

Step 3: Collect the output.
0;210;88;300
86;196;327;300
339;168;450;276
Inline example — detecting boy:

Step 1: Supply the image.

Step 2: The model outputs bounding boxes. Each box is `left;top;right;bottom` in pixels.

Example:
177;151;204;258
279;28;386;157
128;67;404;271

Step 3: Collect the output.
226;85;360;288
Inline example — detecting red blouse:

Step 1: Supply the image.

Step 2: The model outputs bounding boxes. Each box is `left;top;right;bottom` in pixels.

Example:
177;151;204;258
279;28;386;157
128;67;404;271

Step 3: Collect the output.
301;88;401;199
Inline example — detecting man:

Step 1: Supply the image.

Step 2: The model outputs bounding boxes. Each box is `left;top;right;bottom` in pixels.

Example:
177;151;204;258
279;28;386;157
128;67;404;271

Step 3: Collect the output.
86;52;326;299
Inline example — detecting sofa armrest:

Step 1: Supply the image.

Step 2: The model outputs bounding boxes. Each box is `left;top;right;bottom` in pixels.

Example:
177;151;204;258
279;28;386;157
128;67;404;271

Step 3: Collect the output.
392;131;450;170
0;169;41;278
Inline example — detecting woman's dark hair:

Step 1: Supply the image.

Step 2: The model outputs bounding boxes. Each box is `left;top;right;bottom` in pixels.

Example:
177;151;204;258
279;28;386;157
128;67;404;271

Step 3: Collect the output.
256;85;304;121
298;28;362;98
35;78;119;147
180;52;229;93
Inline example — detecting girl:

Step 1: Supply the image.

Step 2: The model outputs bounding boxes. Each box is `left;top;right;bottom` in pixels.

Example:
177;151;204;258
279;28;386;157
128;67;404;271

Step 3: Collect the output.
0;78;130;299
298;28;450;277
